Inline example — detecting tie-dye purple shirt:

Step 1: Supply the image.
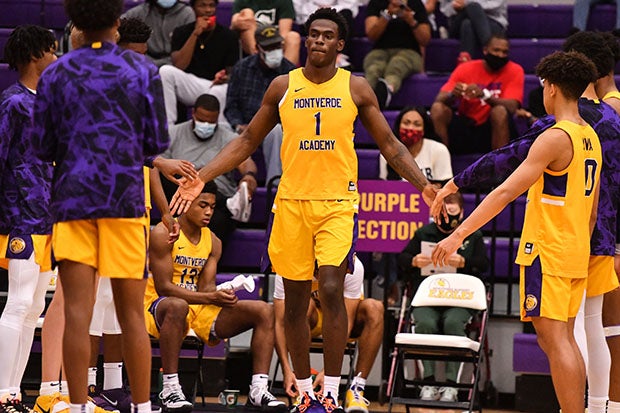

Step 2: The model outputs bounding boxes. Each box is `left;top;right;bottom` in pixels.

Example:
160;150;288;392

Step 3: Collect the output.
31;42;169;222
454;98;620;256
0;82;53;235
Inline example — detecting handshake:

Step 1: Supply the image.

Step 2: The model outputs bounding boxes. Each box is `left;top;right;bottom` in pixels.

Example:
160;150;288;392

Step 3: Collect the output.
216;274;255;293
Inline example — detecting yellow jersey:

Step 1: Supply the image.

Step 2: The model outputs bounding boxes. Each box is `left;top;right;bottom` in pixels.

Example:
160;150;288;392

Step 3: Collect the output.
277;68;359;200
603;90;620;101
516;120;602;278
144;167;151;210
144;226;212;303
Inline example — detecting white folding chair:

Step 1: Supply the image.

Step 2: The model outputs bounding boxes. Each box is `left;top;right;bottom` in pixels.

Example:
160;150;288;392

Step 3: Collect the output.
387;273;488;413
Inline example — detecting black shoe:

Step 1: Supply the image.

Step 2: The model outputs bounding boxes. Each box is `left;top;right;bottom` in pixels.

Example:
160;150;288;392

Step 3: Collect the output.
373;79;392;110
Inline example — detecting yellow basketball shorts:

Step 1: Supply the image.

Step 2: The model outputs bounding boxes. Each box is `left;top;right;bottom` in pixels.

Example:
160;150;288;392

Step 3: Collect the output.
586;255;618;297
0;233;52;272
145;297;222;344
267;198;358;281
53;217;149;279
520;257;586;322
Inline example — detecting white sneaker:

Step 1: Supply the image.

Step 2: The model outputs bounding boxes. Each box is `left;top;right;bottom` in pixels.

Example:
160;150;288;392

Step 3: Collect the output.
246;385;287;412
439;386;458;402
419;386;439;401
158;384;192;413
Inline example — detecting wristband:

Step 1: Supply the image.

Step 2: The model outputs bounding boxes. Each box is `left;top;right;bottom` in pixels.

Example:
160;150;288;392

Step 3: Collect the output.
380;9;392;20
481;88;493;101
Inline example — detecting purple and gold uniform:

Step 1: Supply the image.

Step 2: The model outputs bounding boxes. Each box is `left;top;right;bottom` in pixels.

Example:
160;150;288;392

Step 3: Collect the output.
0;83;52;271
267;68;359;281
30;41;169;278
144;227;222;343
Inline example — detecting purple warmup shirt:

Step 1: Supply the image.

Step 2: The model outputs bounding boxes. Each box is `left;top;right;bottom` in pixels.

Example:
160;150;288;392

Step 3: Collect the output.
0;82;52;235
454;98;620;257
30;42;169;222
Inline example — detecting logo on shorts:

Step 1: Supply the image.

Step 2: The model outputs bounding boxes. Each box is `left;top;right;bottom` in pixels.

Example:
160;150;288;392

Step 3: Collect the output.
9;237;26;254
524;294;538;311
524;242;534;254
348;181;356;191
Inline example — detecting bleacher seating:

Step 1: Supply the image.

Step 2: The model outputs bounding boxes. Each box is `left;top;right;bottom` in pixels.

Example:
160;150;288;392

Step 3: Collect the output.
0;28;11;62
0;63;19;93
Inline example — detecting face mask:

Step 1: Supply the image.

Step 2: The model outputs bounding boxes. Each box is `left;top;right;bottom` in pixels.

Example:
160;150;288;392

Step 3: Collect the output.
437;212;462;233
193;120;217;140
399;128;424;147
484;53;509;71
156;0;177;9
262;48;283;69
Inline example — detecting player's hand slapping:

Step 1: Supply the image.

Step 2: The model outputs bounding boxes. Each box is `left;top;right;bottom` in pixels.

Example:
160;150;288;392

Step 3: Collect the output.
430;179;459;224
432;231;464;266
170;177;205;215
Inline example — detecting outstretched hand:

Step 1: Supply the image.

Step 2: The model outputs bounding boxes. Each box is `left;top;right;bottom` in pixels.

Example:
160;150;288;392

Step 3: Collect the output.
170;177;205;215
155;158;198;185
422;184;438;207
431;233;463;266
430;179;459;224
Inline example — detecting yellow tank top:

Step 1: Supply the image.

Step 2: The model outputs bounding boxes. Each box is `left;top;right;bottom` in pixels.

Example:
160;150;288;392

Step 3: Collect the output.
515;120;602;278
144;226;213;303
603;90;620;101
277;68;359;200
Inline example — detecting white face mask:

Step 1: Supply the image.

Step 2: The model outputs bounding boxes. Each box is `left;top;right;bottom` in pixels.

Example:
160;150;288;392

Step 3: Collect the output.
156;0;177;9
262;48;283;69
193;120;217;140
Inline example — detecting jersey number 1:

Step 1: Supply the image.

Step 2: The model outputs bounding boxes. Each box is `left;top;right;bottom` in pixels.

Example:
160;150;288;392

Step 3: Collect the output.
314;112;321;135
585;158;598;197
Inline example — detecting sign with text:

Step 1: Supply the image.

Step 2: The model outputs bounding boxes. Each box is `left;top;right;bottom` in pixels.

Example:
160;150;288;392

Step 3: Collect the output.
357;180;430;253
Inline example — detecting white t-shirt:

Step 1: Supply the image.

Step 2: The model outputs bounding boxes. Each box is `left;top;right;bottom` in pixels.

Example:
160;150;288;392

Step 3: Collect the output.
379;138;453;182
273;256;364;300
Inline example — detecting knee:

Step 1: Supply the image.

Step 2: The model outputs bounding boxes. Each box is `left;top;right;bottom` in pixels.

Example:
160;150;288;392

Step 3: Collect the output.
161;298;190;324
159;64;177;81
430;102;451;121
489;105;509;123
361;299;384;327
464;2;484;14
255;302;275;328
2;297;33;323
443;317;468;336
460;19;473;37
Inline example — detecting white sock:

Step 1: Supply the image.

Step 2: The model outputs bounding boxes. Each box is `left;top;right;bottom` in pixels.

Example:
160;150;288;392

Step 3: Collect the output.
69;403;86;413
131;401;151;413
60;381;69;396
323;375;340;403
588;396;607;413
40;381;60;396
162;373;179;392
350;373;366;391
103;362;123;390
609;401;620;413
88;367;97;387
296;377;315;399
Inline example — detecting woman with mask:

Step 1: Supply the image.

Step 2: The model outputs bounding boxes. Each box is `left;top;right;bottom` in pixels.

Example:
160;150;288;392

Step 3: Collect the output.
396;191;488;403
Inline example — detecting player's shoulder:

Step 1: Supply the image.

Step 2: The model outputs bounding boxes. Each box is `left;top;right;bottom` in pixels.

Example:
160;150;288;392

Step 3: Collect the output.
151;222;175;245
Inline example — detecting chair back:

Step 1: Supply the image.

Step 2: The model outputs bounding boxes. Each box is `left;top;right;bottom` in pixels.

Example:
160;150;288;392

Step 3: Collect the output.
411;273;487;311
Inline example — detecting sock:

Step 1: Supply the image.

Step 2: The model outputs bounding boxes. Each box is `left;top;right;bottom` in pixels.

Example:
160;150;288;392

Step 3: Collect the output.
131;401;151;413
162;373;179;392
588;396;607;413
69;403;86;413
350;373;366;391
609;401;620;413
40;381;60;396
323;375;340;403
60;381;69;396
103;362;123;390
88;367;97;387
296;377;315;400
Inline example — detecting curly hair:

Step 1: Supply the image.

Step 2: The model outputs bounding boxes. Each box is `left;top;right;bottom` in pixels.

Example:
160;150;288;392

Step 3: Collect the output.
4;25;56;71
118;17;152;44
64;0;123;31
563;31;614;79
536;51;597;100
601;31;620;64
305;7;348;41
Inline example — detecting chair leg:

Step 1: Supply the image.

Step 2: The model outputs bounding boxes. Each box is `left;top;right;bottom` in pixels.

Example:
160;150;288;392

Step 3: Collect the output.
387;352;402;413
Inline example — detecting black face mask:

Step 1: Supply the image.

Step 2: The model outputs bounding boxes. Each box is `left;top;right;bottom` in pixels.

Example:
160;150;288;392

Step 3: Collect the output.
438;213;461;233
484;53;509;71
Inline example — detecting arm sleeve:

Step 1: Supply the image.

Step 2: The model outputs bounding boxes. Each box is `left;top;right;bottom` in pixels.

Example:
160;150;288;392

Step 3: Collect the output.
170;26;187;53
142;66;170;156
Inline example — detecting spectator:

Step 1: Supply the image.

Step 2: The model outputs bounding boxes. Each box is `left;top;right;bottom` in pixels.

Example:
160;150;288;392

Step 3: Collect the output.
397;191;488;403
515;83;545;128
225;24;295;185
430;33;523;154
123;0;195;67
231;0;301;65
572;0;620;35
380;106;452;184
273;257;384;413
161;94;257;246
292;0;358;69
161;0;239;125
438;0;507;59
364;0;431;109
146;181;286;413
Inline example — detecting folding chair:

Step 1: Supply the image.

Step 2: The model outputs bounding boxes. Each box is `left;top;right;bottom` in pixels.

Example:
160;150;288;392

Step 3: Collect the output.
387;273;488;413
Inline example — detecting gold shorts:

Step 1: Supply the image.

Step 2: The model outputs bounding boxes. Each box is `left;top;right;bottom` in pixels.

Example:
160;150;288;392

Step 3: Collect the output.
53;217;148;279
0;233;52;272
586;255;618;297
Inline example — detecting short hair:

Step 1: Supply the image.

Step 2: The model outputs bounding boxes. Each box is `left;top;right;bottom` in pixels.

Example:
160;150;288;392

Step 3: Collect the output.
202;180;218;195
193;94;220;112
190;0;218;7
444;192;464;209
601;31;620;65
392;106;437;140
4;25;56;71
536;51;597;100
562;31;614;79
486;32;508;46
118;17;152;44
64;0;123;31
305;8;348;41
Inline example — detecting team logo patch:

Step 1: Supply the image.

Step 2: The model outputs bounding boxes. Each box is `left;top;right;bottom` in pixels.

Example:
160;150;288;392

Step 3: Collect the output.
524;294;538;311
348;181;356;191
9;237;26;254
524;242;534;254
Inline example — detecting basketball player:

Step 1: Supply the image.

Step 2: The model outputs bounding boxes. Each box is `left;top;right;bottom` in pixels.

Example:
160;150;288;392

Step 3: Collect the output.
29;2;169;413
0;25;56;412
431;51;601;413
169;7;434;413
